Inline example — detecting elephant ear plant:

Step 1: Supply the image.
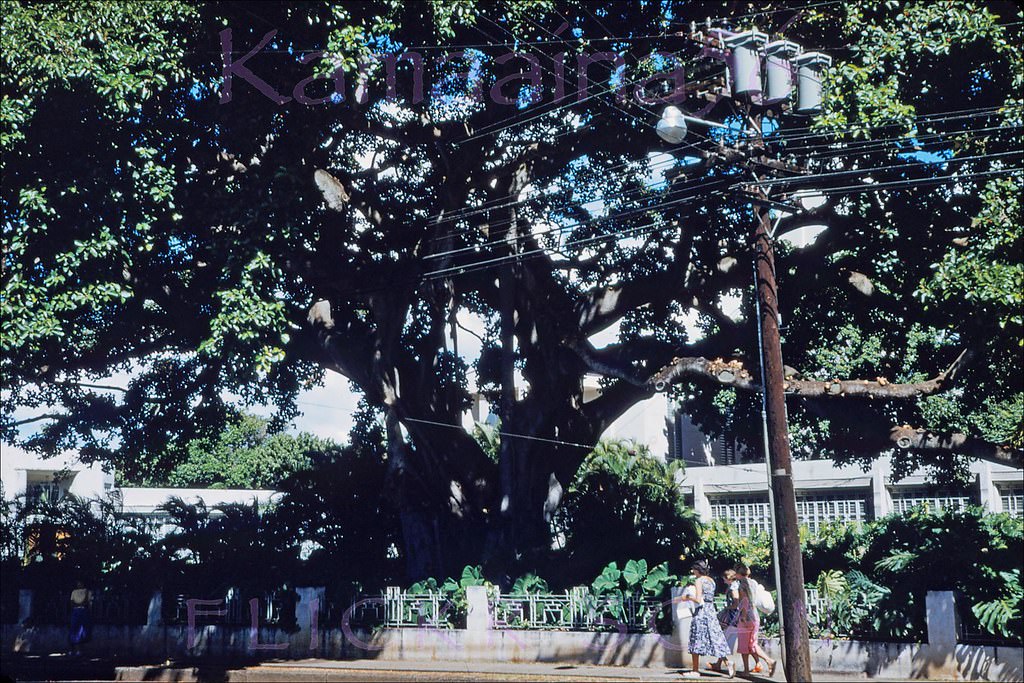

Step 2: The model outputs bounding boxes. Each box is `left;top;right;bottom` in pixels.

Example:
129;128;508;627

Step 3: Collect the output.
404;564;490;628
589;560;677;629
972;569;1023;641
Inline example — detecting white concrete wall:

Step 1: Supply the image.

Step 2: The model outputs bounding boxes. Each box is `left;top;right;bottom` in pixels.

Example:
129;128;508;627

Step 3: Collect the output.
601;394;670;460
0;445;112;500
117;488;280;513
5;624;1022;681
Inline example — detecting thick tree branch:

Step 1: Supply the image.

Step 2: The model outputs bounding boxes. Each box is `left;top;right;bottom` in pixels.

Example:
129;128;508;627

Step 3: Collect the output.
12;413;65;427
576;267;685;337
582;379;655;434
888;426;1022;469
785;349;972;398
651;349;974;398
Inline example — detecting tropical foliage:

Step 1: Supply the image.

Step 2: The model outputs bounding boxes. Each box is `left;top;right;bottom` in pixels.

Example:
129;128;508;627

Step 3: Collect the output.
554;440;701;584
802;506;1024;642
3;0;1021;580
161;414;334;489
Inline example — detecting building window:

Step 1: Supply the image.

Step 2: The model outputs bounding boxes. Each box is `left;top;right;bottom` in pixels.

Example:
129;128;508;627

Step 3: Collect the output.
891;488;973;515
1000;486;1023;517
710;493;869;537
795;493;867;533
709;495;772;537
26;482;66;505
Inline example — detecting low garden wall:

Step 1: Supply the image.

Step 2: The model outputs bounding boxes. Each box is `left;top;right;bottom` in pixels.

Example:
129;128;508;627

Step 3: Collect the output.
3;588;1021;680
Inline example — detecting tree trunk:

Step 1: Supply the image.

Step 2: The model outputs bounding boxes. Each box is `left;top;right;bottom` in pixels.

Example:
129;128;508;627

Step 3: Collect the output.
383;411;494;581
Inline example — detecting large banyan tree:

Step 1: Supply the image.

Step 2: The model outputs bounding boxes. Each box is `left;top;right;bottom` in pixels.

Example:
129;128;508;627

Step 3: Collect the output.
3;1;1021;578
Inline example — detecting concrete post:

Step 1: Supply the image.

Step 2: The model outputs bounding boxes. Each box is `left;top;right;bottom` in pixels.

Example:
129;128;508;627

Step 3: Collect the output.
296;586;326;651
922;591;961;678
465;586;490;632
978;464;999;512
925;591;960;648
670;586;692;656
693;481;712;523
871;460;893;519
18;588;32;624
146;591;163;627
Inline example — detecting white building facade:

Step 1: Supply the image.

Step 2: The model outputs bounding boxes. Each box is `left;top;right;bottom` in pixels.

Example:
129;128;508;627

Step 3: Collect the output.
1;445;277;537
1;445;114;505
680;454;1023;536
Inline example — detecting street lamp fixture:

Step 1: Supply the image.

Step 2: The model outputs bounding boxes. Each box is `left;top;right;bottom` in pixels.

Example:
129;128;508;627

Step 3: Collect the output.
656;105;730;144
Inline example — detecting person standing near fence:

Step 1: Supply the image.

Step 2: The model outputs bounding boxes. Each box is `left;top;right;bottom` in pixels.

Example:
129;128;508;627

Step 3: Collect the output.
718;567;740;657
68;580;92;656
680;560;734;679
733;563;777;677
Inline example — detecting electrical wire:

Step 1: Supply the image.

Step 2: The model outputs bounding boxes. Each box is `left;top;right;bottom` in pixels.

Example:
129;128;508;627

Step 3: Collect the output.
449;28;702;145
421;187;730;274
405;417;596;450
419;187;729;281
737;150;1023;188
402;111;1019;239
386;108;1019;249
400;119;1018;264
421;161;715;262
764;108;1013;146
331;162;1021;299
792;124;1023;160
803;166;1022;197
414;166;1022;284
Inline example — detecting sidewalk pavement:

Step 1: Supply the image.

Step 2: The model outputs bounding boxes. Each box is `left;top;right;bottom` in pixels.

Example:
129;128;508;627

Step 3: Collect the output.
3;655;945;682
114;659;924;682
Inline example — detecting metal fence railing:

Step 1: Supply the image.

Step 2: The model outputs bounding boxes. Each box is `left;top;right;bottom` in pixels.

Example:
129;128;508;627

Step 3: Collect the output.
490;588;665;632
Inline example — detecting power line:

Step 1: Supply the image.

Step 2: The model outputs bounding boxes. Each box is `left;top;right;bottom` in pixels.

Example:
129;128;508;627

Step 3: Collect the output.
792;124;1023;160
418;108;1018;237
403;119;1017;264
450;35;701;145
807;166;1022;197
403;110;1018;238
419;152;719;260
405;417;596;450
414;166;1022;285
419;188;727;281
421;174;734;266
328;162;1021;301
764;107;1013;145
738;150;1023;188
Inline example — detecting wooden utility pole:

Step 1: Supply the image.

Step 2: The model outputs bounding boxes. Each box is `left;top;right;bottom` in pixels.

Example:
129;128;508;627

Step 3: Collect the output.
752;198;813;682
